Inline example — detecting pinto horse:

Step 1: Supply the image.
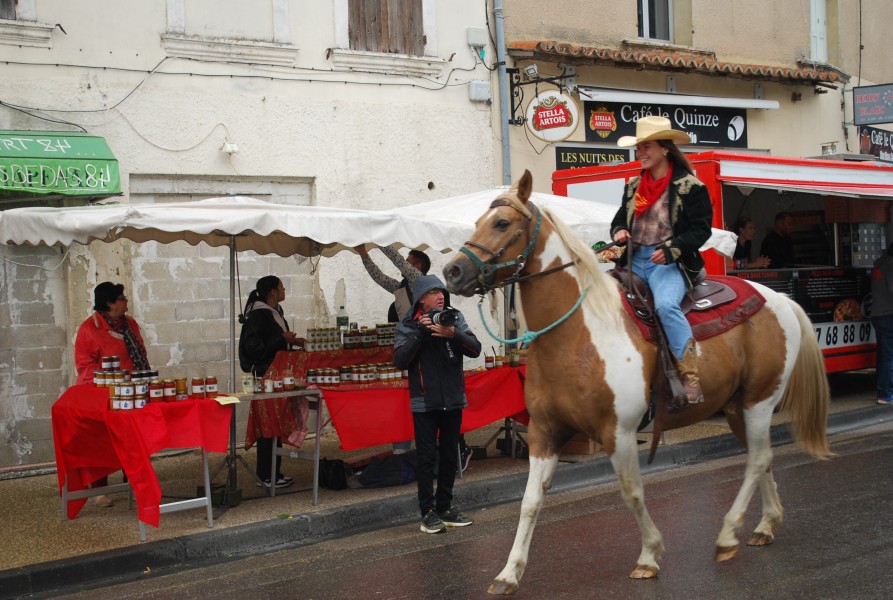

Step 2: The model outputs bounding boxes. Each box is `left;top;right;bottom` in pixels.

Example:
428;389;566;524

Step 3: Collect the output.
443;170;831;595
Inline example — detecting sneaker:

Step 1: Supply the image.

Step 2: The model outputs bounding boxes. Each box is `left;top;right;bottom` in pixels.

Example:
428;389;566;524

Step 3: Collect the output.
420;509;447;534
256;477;293;489
878;397;893;405
460;446;472;473
92;494;114;508
437;506;472;527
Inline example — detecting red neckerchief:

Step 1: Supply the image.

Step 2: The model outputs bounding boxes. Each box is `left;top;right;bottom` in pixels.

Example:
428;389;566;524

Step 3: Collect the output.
634;163;673;217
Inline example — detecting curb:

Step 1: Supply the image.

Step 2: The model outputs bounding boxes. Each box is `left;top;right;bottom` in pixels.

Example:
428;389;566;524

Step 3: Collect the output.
3;405;890;599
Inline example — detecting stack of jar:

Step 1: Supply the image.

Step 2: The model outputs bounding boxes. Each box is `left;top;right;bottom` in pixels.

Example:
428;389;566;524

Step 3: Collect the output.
305;363;406;386
92;361;218;409
241;366;300;395
376;323;396;346
305;328;342;352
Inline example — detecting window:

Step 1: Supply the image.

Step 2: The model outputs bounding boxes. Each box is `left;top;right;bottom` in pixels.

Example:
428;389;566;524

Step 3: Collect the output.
810;0;828;63
349;0;424;56
0;0;15;20
638;0;673;42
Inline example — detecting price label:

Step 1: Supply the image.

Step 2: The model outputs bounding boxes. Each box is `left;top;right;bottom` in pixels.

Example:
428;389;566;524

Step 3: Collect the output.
813;321;875;349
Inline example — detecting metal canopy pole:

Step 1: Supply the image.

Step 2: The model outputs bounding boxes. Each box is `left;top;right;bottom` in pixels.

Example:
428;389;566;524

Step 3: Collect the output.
227;235;238;492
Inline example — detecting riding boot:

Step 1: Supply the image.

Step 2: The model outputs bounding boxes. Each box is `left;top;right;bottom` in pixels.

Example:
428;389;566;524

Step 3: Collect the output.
672;339;704;408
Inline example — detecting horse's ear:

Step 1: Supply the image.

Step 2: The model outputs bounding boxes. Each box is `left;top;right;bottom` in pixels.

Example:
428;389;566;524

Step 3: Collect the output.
517;170;533;203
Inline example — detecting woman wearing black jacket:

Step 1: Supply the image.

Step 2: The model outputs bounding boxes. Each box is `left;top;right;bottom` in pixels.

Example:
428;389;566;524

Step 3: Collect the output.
238;275;299;488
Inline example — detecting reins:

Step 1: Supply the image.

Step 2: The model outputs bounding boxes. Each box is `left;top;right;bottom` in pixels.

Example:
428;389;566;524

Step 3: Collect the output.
460;197;588;347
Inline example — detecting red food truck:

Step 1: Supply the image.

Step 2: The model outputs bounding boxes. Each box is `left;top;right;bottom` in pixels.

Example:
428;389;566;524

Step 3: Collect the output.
553;151;893;372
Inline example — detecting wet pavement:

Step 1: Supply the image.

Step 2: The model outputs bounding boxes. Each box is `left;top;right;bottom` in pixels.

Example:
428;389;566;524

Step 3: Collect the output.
0;371;890;598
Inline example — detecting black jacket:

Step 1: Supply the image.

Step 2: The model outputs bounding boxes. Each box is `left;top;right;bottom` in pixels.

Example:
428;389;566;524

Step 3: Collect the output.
393;274;482;413
610;168;713;290
238;303;289;376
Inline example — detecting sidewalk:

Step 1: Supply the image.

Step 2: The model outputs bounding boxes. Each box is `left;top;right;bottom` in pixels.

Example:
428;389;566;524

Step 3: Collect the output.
1;372;890;599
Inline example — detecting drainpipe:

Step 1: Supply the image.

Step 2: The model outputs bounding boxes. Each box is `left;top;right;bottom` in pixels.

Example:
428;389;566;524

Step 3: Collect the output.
494;0;512;185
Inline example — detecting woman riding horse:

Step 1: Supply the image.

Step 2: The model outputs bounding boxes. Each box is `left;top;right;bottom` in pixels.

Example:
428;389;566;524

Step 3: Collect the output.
611;116;713;410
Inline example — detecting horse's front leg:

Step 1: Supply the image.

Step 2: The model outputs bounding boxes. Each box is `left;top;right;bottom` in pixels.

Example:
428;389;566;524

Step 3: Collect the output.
489;431;562;595
609;428;664;578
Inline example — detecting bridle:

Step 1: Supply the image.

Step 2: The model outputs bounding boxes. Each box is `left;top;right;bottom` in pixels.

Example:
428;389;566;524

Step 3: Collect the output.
458;199;575;293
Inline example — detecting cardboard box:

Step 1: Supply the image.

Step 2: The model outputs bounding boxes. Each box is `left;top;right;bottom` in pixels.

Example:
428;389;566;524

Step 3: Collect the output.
561;432;600;455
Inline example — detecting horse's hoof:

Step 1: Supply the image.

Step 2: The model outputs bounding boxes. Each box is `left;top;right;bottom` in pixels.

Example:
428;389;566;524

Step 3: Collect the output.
629;564;658;579
747;532;775;546
488;579;518;595
714;544;739;562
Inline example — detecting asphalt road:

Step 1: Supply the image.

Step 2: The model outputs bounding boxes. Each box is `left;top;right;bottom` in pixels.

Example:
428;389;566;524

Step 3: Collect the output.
53;422;893;600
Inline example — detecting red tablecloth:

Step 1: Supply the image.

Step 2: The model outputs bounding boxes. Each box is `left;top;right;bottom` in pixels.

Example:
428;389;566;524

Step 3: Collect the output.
322;366;527;451
245;347;394;448
52;385;231;527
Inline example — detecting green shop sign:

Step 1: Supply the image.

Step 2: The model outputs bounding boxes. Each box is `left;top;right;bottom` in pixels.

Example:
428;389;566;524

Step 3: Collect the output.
0;131;121;199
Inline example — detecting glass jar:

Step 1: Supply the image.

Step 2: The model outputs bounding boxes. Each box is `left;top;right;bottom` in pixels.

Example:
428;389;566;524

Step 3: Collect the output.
205;375;218;398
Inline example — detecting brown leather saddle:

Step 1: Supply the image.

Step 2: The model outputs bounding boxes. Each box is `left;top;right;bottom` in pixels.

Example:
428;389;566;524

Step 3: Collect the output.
610;267;737;326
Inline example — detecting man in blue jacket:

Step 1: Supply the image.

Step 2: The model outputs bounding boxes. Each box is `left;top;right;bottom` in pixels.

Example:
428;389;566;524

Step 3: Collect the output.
394;274;482;534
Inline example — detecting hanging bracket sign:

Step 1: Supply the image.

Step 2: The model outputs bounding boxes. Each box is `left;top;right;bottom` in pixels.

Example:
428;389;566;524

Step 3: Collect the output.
525;90;580;143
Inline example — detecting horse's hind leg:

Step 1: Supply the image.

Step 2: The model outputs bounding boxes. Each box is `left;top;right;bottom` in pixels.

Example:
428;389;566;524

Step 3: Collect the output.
747;464;783;546
609;429;664;578
715;404;776;562
489;427;564;595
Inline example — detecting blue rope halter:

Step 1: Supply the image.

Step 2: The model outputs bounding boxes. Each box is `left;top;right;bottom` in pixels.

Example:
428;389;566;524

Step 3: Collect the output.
477;287;589;348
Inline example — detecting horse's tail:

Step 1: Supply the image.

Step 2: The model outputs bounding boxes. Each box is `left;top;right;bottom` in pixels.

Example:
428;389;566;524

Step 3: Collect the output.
778;298;833;459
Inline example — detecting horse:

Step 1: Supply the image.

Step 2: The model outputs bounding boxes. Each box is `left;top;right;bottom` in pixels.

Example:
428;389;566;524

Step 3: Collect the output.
443;170;831;595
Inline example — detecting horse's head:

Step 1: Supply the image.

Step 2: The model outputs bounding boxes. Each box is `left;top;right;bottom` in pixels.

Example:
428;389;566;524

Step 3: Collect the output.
444;170;540;296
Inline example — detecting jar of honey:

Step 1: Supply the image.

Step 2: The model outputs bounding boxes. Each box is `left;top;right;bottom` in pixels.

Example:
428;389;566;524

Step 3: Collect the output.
282;368;295;391
149;379;164;402
191;377;205;399
205;376;218;398
162;378;176;401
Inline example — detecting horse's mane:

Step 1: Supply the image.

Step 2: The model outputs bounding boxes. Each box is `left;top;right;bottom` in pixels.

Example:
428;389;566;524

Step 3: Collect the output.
541;205;624;328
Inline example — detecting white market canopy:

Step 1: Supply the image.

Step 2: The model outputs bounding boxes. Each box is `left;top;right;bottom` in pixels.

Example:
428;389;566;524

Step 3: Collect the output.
0;197;452;257
386;186;617;247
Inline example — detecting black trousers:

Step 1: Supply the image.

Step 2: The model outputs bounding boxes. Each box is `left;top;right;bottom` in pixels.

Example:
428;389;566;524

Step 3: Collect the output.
413;408;462;516
256;437;283;482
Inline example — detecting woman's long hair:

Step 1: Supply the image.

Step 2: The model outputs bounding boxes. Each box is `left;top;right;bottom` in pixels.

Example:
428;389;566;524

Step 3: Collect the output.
657;140;693;175
240;275;281;321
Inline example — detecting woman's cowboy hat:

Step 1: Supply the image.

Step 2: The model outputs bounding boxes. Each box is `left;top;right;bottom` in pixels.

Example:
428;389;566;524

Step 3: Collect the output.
617;116;691;147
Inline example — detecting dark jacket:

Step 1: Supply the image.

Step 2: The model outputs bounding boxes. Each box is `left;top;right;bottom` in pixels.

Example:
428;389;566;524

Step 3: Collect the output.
610;168;713;290
238;303;289;376
393;274;482;413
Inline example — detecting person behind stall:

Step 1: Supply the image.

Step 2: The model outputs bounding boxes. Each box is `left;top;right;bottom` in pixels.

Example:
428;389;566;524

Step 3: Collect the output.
74;281;150;507
238;275;301;488
871;243;893;406
730;216;771;269
356;245;431;324
610;115;713;410
394;274;481;534
759;211;796;268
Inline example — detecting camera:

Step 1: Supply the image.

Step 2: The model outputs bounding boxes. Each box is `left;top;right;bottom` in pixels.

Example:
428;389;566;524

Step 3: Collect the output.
427;307;459;327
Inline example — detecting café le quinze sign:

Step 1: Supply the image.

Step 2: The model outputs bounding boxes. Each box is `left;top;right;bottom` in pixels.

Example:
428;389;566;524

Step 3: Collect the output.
525;90;580;143
585;102;748;148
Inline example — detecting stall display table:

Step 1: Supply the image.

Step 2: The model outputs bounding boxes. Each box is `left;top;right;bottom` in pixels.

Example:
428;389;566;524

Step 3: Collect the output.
321;366;527;451
245;347;394;450
51;385;231;541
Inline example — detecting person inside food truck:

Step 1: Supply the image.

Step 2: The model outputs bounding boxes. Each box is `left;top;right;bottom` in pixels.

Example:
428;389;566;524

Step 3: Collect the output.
759;211;796;268
729;216;771;269
74;281;150;508
610;115;713;411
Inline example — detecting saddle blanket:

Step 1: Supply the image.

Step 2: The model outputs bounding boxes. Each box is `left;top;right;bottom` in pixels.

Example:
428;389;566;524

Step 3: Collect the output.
621;275;766;344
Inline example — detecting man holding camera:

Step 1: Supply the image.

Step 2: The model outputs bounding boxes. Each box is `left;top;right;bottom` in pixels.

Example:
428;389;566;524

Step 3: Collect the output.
394;274;482;534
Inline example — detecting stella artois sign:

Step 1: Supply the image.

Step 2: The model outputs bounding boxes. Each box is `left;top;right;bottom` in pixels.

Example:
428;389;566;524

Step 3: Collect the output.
525;90;579;142
588;105;617;139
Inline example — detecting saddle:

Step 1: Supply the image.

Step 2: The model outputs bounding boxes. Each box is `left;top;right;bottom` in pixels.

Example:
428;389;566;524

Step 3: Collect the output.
609;268;765;343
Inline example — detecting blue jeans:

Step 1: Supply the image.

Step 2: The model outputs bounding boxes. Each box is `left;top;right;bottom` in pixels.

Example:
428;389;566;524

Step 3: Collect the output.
872;314;893;399
631;244;693;359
